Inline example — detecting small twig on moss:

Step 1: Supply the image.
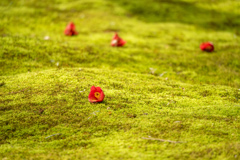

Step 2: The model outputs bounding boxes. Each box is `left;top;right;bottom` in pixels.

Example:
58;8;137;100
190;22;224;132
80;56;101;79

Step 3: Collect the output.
142;137;184;143
45;133;62;139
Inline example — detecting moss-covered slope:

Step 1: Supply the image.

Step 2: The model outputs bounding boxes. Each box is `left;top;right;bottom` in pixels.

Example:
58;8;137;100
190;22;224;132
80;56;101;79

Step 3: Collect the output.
1;0;240;159
1;68;240;159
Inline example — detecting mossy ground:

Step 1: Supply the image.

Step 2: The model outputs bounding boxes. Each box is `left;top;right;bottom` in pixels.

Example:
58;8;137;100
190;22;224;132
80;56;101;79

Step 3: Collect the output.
0;0;240;159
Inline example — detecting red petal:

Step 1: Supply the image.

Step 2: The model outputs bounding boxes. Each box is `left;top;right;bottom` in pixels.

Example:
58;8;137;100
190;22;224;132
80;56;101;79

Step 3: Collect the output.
118;39;126;46
88;95;98;103
88;90;97;103
113;33;119;39
72;31;78;35
69;22;75;30
99;91;105;102
95;87;102;92
90;86;97;91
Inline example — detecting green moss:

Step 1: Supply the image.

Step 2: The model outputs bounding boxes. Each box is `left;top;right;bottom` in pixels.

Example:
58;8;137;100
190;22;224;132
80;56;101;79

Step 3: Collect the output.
0;0;240;159
0;68;240;159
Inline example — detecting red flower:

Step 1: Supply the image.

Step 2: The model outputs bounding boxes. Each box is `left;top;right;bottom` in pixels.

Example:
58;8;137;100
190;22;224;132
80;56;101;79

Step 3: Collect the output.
88;86;105;103
111;33;126;47
64;22;78;36
200;42;214;52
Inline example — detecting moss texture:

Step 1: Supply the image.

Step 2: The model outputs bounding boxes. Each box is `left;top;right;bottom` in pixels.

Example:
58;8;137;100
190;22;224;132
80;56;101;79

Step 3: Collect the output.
0;0;240;159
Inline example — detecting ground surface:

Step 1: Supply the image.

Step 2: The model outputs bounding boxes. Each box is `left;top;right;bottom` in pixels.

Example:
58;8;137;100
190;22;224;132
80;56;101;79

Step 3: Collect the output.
0;0;240;159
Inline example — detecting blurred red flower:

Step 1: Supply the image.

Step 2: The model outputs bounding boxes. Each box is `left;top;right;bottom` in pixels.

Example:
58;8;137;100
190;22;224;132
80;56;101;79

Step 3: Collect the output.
64;22;78;36
200;42;214;52
111;33;126;47
88;86;105;103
